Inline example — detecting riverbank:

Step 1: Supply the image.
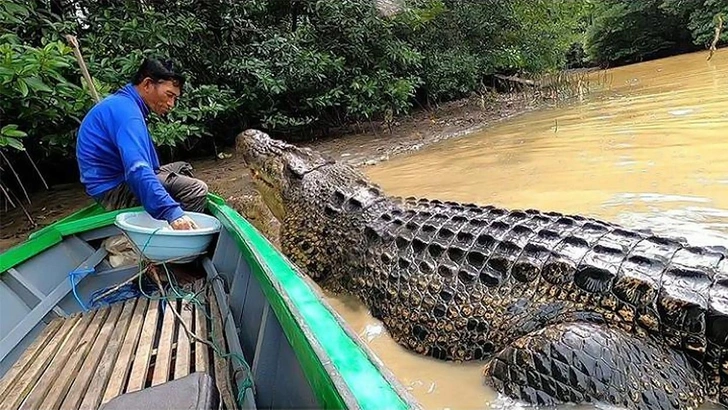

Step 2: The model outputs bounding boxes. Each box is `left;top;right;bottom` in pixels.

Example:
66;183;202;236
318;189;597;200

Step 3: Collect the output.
0;90;547;251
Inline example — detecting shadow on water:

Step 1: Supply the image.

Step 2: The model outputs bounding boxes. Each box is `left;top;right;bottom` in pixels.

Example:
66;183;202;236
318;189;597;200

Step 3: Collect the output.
325;49;728;409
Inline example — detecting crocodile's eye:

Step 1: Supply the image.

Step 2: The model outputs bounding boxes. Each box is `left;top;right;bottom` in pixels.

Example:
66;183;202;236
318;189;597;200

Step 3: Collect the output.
285;152;311;178
286;163;306;178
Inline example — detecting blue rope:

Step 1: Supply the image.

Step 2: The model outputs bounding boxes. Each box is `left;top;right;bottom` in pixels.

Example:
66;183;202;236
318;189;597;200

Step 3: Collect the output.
69;227;163;311
68;267;94;312
88;277;157;309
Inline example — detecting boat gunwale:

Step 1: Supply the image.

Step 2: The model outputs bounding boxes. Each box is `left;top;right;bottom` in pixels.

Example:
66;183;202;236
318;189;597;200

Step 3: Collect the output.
0;193;419;410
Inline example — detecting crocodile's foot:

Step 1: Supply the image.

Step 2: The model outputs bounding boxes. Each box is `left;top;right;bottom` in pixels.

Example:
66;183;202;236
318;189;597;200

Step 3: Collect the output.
482;321;706;410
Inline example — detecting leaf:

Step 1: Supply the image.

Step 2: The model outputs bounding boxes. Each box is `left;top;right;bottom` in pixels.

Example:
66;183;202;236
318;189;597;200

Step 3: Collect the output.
0;67;14;78
3;2;30;17
6;137;25;151
24;76;53;93
49;60;71;69
1;124;27;138
16;78;28;97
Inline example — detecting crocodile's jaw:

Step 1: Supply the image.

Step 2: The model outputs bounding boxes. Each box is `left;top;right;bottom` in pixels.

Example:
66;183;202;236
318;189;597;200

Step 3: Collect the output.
248;167;285;221
236;128;331;223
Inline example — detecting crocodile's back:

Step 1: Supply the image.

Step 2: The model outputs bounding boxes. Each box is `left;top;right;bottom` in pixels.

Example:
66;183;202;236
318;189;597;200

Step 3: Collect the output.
357;197;727;397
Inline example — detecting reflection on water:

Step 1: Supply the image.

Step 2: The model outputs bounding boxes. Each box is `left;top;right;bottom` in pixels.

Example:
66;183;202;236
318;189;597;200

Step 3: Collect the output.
325;50;728;409
603;193;728;247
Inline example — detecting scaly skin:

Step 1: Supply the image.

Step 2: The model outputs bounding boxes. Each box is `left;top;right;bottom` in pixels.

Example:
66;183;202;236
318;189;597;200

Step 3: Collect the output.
236;129;728;409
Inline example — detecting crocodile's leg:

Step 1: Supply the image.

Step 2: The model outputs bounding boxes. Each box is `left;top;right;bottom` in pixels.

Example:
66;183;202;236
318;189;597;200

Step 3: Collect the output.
482;321;707;410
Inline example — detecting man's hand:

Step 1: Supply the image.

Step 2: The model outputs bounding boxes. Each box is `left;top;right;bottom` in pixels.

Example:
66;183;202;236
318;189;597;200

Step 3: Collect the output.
170;215;198;230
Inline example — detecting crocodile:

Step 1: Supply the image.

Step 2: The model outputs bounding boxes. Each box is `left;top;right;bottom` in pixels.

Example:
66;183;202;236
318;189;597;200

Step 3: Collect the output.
236;129;728;410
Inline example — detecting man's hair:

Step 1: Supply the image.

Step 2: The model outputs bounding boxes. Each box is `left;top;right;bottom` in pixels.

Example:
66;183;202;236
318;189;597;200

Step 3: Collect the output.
131;58;185;90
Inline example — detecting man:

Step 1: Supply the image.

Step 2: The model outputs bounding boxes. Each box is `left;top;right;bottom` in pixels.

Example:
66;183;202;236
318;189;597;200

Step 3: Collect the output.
76;58;208;230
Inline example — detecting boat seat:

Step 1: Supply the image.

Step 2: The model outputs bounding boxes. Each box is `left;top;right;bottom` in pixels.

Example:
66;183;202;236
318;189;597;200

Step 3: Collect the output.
0;279;240;410
99;372;219;410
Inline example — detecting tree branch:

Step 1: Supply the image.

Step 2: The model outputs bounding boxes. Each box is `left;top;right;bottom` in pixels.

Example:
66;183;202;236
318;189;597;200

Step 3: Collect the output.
708;14;724;61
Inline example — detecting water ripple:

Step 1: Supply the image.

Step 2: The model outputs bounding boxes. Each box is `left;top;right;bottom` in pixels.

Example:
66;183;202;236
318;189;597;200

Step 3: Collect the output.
615;207;728;246
603;192;712;205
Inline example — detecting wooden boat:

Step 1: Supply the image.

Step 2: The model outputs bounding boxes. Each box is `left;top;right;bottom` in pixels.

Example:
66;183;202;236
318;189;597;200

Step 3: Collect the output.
0;193;420;410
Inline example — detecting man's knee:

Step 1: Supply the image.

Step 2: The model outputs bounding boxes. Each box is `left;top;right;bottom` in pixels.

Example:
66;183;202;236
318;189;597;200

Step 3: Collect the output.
159;161;195;177
178;177;209;213
192;178;209;199
99;183;139;211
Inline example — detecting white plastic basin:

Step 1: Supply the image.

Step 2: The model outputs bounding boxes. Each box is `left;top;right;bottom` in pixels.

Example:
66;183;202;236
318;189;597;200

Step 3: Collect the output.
114;211;222;263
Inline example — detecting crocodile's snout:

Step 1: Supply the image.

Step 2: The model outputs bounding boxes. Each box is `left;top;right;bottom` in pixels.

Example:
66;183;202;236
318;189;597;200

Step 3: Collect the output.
234;128;333;222
235;129;292;190
236;129;278;167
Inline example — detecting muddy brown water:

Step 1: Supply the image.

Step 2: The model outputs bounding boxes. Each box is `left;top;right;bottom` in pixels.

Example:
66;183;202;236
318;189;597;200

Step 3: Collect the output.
325;50;728;409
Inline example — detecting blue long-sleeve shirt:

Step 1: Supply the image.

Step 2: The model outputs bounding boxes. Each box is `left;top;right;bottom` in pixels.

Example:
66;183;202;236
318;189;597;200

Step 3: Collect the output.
76;83;185;223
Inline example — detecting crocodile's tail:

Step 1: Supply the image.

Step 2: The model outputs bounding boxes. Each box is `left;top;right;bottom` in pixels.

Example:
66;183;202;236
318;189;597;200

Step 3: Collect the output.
509;221;728;400
483;321;710;409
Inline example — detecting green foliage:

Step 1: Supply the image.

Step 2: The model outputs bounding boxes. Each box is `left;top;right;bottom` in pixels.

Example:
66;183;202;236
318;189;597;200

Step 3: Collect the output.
584;0;727;66
0;124;27;151
71;0;244;148
585;1;691;66
206;0;427;132
1;2;95;154
148;83;239;148
661;0;728;46
403;0;592;101
420;48;481;102
3;0;725;174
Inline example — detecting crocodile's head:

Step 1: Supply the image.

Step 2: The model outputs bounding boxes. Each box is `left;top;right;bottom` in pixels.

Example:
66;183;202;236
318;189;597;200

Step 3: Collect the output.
236;129;333;222
236;129;388;291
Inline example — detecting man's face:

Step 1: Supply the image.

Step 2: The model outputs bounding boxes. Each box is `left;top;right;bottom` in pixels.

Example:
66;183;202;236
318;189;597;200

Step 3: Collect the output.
140;78;180;116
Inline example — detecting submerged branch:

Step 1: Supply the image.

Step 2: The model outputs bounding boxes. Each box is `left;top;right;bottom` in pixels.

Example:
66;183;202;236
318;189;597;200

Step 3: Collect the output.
708;14;724;61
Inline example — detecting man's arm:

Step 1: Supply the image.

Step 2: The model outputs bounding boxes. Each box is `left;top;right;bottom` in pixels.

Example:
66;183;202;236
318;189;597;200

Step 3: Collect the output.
115;118;185;223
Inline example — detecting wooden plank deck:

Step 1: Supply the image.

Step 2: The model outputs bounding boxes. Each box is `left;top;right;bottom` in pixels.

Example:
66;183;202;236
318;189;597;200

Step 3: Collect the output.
0;279;238;410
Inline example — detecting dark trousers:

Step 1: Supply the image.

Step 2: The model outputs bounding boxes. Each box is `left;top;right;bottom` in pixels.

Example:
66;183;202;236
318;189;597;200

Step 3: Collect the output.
98;161;209;214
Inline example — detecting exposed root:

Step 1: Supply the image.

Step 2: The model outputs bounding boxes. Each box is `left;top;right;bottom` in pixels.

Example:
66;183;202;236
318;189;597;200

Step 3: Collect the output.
0;150;31;204
24;150;48;190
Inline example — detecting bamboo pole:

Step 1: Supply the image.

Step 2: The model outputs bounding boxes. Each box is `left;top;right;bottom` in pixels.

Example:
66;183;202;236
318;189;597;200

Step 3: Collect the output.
64;34;101;103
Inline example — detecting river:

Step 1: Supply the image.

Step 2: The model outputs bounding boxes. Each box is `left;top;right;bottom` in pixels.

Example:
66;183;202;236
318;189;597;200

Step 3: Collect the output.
325;49;728;409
